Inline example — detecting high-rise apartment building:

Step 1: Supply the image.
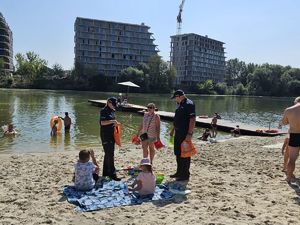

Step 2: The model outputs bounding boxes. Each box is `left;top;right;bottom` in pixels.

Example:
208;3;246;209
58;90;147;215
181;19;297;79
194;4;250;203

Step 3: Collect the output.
0;12;13;73
74;17;158;78
170;33;225;85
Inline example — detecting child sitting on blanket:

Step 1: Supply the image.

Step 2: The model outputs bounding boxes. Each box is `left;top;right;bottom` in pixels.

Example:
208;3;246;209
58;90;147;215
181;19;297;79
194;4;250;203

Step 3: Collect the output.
128;158;156;196
74;149;99;191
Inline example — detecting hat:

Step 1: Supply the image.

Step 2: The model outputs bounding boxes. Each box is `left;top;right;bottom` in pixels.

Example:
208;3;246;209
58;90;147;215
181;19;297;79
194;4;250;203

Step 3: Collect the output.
140;158;151;166
108;97;117;107
171;89;185;99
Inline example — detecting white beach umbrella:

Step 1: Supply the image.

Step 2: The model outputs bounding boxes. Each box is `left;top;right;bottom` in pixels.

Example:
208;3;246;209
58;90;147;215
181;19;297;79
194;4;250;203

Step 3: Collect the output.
117;81;140;98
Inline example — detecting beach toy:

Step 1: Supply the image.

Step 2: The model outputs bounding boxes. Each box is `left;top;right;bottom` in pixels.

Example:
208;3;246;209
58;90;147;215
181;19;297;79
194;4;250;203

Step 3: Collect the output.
169;136;174;147
156;173;165;184
131;134;141;145
114;122;121;147
264;129;279;133
154;140;164;150
50;116;62;131
181;140;197;158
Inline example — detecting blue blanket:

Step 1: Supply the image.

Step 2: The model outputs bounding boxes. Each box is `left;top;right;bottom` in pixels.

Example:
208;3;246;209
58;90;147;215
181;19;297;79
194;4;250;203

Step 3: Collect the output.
63;180;174;212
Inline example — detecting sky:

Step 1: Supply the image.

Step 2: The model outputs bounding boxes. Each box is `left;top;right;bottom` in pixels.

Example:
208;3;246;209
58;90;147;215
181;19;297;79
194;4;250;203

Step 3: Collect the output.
1;0;300;70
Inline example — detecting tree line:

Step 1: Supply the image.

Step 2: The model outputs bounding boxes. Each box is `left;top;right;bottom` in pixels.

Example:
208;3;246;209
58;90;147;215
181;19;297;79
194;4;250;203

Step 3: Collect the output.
0;51;300;96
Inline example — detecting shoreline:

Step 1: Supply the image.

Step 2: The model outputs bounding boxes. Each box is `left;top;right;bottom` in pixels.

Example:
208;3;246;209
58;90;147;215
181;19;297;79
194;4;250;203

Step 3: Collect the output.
1;136;300;224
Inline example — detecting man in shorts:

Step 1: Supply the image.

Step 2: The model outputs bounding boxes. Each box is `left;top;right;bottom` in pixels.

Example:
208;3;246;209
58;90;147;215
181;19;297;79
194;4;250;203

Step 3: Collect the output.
279;96;300;183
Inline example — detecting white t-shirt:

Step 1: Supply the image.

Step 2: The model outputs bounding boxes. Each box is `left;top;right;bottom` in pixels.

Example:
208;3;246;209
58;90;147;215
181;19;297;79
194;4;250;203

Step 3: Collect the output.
136;172;156;195
74;161;96;191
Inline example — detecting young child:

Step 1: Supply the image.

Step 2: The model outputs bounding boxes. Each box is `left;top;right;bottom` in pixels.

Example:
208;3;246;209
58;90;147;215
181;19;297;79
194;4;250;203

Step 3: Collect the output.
128;158;156;196
51;120;58;136
198;128;211;141
74;149;99;191
4;124;16;135
231;125;241;137
282;135;289;173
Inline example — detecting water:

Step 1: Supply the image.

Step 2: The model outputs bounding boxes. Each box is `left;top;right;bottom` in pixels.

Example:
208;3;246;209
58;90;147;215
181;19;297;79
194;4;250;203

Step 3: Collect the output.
0;89;292;154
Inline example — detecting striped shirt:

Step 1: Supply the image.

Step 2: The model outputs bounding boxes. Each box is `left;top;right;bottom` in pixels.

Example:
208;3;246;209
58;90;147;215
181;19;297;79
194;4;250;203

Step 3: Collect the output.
142;112;158;139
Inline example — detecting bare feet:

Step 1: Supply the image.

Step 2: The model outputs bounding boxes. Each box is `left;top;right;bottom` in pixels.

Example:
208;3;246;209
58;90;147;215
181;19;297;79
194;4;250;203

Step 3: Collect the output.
285;174;296;183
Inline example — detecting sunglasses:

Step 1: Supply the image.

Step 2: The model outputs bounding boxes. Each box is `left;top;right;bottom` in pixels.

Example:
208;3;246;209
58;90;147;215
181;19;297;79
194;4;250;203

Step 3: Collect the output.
147;106;154;109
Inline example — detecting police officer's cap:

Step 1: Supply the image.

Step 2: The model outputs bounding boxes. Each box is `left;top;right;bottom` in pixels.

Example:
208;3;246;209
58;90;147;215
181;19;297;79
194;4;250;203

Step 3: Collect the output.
171;89;185;99
108;97;117;107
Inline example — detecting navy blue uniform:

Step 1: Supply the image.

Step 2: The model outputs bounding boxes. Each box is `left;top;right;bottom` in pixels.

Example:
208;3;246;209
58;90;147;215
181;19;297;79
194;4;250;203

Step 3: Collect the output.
100;106;116;177
173;98;196;179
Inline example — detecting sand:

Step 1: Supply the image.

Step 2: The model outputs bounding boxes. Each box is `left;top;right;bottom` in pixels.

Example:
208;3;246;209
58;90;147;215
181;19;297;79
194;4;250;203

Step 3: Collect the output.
1;136;300;225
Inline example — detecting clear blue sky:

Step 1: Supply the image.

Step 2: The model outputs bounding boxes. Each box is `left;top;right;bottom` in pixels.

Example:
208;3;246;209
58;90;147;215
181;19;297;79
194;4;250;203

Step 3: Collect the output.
1;0;299;69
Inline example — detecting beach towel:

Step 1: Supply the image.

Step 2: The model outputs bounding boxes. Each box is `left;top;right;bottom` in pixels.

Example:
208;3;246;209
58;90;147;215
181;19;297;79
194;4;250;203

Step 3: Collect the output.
63;180;174;212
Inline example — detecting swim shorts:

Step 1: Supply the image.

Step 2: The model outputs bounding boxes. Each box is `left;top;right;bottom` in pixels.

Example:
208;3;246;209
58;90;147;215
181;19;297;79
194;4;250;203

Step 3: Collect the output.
289;133;300;147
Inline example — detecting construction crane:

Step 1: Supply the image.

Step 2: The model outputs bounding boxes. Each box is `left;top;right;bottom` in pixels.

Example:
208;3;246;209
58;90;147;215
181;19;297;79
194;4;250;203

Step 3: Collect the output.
176;0;186;35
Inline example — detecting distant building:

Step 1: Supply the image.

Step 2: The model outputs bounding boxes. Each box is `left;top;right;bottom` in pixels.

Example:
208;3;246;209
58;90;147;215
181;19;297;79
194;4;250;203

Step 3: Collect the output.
0;12;13;73
170;33;225;85
74;17;158;79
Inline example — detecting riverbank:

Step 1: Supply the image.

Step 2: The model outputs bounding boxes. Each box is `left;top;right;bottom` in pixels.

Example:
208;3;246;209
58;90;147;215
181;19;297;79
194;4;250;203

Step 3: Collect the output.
1;136;299;224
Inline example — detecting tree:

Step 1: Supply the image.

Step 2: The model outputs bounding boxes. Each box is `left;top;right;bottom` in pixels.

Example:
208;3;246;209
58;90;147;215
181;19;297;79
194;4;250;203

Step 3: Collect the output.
234;83;248;95
196;80;215;94
225;58;248;86
288;80;300;96
51;63;64;78
15;51;47;82
119;66;144;87
0;58;5;76
214;82;228;95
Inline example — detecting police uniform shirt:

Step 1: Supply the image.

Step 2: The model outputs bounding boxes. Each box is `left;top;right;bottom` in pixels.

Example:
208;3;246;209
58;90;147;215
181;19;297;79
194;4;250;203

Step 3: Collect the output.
174;98;196;135
100;106;115;134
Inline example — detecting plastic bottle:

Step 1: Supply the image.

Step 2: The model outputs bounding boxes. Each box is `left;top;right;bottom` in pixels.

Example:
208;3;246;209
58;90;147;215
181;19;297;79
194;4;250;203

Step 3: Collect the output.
169;136;174;147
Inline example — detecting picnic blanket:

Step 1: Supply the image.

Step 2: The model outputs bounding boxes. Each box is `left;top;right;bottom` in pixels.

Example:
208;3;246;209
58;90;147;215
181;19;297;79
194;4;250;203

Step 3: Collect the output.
63;180;174;212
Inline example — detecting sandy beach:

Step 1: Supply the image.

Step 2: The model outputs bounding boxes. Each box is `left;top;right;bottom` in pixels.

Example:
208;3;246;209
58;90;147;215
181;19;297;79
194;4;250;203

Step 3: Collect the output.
1;135;300;225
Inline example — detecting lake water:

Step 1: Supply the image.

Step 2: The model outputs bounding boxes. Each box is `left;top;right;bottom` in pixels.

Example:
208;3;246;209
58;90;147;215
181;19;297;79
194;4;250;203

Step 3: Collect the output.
0;88;292;154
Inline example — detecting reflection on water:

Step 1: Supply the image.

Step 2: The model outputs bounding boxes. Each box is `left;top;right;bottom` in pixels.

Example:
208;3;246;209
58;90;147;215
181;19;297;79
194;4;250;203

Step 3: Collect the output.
0;89;292;154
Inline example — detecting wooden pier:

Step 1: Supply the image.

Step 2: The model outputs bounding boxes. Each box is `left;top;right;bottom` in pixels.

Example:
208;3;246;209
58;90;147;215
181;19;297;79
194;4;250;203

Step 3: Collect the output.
89;100;285;136
138;111;285;136
88;100;146;112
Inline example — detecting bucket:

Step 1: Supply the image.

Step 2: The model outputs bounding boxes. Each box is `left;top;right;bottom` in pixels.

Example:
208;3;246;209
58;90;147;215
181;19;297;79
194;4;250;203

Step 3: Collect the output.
154;140;164;150
156;173;165;184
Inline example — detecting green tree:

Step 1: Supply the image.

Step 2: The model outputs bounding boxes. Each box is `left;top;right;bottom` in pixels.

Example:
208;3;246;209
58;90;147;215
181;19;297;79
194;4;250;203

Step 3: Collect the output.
15;51;48;82
0;58;5;76
234;83;248;95
226;58;248;86
214;82;228;95
196;80;215;94
288;80;300;96
51;63;64;78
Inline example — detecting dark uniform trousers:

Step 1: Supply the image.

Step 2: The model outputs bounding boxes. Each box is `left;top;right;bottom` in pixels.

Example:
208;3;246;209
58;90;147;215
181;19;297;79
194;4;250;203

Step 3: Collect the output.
174;131;191;179
101;133;116;177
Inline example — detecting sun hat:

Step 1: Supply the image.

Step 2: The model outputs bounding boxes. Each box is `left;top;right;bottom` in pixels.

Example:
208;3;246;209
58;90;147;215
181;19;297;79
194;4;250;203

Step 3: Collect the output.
140;158;151;166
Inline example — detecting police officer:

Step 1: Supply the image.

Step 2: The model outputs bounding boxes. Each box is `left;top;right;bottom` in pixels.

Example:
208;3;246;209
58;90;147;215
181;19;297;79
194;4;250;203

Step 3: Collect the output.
100;97;121;181
170;90;196;181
